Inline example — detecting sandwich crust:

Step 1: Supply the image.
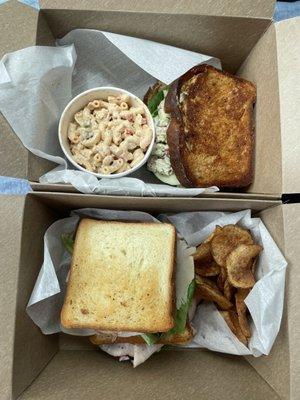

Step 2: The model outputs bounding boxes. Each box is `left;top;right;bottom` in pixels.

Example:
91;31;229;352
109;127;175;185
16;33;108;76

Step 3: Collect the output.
165;64;256;188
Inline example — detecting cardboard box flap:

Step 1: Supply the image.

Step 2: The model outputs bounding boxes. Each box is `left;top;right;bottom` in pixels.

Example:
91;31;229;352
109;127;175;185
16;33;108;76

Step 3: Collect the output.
282;203;300;400
275;18;300;194
12;194;59;399
40;0;275;18
20;350;280;400
0;1;38;58
246;203;300;400
0;1;39;180
237;24;282;197
0;194;58;399
0;0;55;181
237;19;300;196
0;195;26;399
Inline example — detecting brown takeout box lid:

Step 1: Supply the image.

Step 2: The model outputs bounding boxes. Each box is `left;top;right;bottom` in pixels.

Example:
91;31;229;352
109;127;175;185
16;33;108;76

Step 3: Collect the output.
246;202;300;400
0;195;26;400
39;0;276;18
0;1;299;196
275;17;300;194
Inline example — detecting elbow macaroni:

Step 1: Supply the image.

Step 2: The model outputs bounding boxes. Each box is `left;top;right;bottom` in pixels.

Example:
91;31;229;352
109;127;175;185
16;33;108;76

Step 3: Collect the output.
68;94;152;174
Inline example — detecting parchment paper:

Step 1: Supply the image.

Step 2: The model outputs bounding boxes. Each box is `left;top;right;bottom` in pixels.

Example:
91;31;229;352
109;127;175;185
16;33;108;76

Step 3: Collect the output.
27;209;287;366
0;29;220;196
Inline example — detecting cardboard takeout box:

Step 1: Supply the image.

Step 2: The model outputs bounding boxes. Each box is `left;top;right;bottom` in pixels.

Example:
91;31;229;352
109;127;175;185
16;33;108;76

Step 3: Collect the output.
0;192;299;400
0;0;299;198
0;1;300;399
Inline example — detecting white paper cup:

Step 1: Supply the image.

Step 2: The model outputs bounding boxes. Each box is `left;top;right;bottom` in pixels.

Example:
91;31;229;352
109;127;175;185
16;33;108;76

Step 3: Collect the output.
58;87;155;179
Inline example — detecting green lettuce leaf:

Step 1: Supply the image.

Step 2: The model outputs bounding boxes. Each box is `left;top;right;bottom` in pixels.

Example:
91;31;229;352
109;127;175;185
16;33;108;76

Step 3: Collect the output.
165;279;196;337
61;233;74;254
140;333;161;345
147;88;167;117
141;279;196;345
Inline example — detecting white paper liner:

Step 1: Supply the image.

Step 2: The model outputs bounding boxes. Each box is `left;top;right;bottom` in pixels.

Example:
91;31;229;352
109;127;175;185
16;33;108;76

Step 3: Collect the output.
0;29;221;196
27;209;287;366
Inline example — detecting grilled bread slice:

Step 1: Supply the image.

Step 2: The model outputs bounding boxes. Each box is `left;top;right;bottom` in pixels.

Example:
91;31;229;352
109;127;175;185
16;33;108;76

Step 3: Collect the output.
165;64;256;188
61;219;176;332
89;324;194;345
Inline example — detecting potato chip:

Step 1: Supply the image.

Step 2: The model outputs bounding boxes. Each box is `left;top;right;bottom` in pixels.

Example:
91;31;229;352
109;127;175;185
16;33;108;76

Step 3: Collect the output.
203;225;223;243
211;224;253;267
195;275;233;310
226;244;262;289
223;279;235;302
251;257;258;274
220;311;237;335
220;310;248;346
194;242;212;264
217;266;227;292
195;260;220;277
235;289;251;338
242;257;257;283
193;224;259;345
228;311;248;346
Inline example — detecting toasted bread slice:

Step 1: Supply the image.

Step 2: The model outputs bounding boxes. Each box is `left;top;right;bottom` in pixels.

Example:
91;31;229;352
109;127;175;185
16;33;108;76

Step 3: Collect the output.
165;64;256;188
61;219;176;332
90;325;194;345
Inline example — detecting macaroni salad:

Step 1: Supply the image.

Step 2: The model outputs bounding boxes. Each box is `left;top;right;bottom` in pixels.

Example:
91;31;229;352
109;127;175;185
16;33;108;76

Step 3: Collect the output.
67;94;153;174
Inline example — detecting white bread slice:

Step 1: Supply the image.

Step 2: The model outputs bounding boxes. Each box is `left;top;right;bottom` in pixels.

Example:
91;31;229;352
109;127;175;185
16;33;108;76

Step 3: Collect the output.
89;325;194;345
61;219;176;332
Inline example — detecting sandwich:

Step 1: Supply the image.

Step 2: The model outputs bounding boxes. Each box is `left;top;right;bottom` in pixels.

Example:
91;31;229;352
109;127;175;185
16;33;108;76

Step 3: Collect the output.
61;218;195;346
146;64;256;188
